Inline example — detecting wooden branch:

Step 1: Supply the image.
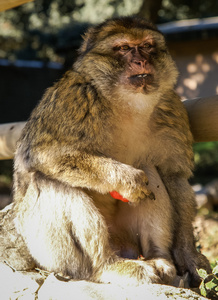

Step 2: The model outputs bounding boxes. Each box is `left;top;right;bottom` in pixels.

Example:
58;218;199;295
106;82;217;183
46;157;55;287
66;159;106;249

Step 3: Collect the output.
183;95;218;143
0;0;33;12
0;95;217;160
0;122;25;160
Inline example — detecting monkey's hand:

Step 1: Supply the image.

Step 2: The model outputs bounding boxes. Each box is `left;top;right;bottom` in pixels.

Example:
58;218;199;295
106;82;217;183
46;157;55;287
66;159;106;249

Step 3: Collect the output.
114;168;155;204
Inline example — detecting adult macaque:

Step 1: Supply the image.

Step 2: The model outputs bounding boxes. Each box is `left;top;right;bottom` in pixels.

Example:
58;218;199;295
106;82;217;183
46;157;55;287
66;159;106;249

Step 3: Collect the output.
13;16;210;287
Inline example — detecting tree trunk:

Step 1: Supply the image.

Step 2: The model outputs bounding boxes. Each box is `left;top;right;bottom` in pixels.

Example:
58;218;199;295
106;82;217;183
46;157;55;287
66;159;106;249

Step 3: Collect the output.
137;0;163;23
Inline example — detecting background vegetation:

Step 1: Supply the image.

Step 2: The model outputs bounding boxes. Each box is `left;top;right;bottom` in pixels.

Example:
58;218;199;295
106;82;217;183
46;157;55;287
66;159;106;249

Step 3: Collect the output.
0;0;218;64
193;142;218;184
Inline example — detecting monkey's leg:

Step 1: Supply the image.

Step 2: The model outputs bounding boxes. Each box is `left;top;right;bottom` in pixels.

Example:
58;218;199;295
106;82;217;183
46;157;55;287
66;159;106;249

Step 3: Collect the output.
14;174;114;279
14;174;158;285
108;165;177;285
161;176;211;286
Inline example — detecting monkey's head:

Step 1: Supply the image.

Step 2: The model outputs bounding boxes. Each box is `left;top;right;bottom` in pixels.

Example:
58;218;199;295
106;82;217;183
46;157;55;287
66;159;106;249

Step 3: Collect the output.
76;16;178;95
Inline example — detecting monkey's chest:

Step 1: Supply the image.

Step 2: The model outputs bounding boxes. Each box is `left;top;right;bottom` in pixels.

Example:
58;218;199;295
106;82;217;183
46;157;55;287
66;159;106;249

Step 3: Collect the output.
111;116;152;165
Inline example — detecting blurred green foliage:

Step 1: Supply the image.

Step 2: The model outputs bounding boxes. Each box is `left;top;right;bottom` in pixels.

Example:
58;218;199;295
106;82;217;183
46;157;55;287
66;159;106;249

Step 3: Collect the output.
0;0;218;64
0;0;143;64
160;0;218;21
193;142;218;184
0;160;13;188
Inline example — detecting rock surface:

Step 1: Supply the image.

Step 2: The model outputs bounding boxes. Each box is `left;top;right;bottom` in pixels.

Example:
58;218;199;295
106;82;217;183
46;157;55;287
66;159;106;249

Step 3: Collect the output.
0;262;208;300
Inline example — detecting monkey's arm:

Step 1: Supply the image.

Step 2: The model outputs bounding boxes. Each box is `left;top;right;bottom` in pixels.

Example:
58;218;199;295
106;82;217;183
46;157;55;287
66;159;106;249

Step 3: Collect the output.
16;144;152;203
15;72;154;202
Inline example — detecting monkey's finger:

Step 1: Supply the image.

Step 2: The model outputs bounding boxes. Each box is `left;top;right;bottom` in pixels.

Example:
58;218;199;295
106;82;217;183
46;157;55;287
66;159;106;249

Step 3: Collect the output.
148;191;155;200
141;190;155;201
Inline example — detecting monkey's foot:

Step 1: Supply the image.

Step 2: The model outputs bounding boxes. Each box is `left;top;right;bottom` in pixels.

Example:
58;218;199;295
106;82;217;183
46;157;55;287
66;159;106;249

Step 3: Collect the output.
174;248;211;287
99;258;176;287
145;258;177;285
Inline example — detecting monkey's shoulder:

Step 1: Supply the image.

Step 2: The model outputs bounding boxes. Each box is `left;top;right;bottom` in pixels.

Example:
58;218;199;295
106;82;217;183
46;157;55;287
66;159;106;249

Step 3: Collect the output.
149;91;194;176
19;71;112;151
152;91;191;136
45;70;108;116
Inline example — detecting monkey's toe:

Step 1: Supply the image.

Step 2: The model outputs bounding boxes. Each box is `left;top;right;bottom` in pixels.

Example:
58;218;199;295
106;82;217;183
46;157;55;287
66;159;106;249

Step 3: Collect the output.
147;258;177;285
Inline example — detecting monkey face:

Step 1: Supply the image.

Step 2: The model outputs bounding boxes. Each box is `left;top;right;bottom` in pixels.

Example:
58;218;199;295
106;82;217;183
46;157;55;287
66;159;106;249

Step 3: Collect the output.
111;33;159;93
76;17;178;95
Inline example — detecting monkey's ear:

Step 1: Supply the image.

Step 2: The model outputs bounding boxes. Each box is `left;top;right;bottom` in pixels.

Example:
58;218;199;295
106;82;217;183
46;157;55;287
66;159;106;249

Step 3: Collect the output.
79;27;97;55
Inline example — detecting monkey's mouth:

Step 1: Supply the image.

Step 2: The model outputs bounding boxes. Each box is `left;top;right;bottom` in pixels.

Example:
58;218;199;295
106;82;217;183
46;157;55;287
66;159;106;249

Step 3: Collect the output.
131;74;148;79
129;73;153;87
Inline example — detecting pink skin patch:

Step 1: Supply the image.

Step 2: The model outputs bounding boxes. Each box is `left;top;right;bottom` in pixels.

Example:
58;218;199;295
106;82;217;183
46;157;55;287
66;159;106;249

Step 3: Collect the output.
109;191;129;203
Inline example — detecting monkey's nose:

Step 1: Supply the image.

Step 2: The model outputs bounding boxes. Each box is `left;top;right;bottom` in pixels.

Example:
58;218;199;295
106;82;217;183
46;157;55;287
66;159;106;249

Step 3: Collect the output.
133;60;144;66
132;59;147;70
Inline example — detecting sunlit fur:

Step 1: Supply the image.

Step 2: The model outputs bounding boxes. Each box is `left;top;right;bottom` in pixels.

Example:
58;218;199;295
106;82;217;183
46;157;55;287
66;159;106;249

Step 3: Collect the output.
13;16;210;287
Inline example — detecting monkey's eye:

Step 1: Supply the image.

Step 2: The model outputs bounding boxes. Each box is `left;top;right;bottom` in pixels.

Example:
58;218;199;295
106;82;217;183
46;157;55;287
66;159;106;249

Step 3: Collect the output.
142;43;152;49
120;45;130;51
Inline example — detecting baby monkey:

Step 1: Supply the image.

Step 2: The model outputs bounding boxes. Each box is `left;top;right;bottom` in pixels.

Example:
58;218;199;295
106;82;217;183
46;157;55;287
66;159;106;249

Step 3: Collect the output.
13;16;210;287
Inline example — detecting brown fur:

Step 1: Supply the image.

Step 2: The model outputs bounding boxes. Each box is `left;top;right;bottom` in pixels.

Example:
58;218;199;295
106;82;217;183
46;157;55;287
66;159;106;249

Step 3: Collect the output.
13;16;210;287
